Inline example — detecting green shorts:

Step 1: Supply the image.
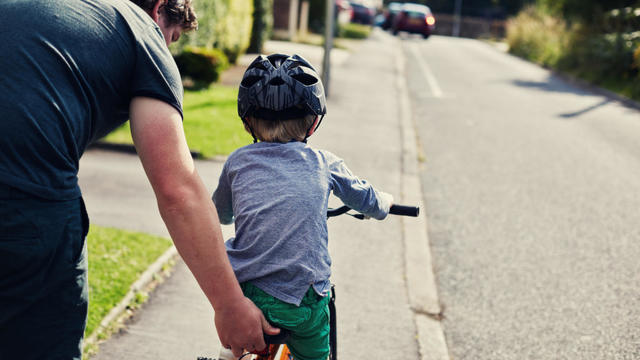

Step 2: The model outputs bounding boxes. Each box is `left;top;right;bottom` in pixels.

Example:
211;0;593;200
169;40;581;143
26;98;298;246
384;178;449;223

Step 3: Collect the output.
241;282;330;360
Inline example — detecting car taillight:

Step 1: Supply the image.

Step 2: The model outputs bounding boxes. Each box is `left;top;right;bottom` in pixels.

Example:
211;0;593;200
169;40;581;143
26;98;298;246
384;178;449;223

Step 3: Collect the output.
426;15;435;25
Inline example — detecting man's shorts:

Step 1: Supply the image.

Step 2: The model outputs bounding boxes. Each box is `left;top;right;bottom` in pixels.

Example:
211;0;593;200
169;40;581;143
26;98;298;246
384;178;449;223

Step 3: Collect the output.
0;184;89;360
241;282;331;360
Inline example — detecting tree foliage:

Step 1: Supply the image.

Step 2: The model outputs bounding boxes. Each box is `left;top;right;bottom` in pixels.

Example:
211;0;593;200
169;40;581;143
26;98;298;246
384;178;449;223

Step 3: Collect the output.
536;0;639;23
175;0;253;64
248;0;273;53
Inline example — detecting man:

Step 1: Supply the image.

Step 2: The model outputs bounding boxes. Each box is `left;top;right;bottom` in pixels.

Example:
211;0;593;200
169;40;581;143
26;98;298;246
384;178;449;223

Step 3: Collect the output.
0;0;277;359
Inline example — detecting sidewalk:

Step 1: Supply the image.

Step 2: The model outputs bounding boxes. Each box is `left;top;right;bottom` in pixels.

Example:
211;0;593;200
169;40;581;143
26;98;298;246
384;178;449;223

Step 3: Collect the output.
81;30;447;360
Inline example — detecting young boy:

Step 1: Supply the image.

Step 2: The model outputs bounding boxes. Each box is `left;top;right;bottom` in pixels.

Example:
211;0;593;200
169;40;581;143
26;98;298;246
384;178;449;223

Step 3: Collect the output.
213;53;393;360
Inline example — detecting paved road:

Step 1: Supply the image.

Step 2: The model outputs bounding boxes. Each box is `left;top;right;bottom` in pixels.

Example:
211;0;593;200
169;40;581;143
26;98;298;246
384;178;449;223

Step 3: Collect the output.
80;33;436;360
403;35;640;359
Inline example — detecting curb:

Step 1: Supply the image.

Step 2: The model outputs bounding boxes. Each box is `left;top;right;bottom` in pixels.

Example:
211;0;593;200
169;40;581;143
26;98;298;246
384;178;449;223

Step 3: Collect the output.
90;141;202;159
395;38;450;359
83;245;179;350
550;70;640;112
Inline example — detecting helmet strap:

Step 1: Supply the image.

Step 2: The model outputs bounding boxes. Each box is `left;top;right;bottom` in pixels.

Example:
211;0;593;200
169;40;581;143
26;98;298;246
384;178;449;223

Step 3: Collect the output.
303;114;325;143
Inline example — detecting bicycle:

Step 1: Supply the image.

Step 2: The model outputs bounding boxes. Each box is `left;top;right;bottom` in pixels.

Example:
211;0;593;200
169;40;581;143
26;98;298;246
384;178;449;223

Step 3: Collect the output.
199;204;419;360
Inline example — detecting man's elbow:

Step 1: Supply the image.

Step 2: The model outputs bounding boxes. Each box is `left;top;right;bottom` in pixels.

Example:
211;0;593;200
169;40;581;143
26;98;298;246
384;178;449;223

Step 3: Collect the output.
155;181;199;214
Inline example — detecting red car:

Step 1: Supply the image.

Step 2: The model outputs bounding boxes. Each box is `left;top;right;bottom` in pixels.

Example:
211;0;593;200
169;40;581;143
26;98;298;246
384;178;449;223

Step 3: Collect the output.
392;3;436;39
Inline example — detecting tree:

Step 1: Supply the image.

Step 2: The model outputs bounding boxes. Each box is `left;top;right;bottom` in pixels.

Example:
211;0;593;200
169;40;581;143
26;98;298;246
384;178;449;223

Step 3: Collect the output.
248;0;273;53
536;0;639;23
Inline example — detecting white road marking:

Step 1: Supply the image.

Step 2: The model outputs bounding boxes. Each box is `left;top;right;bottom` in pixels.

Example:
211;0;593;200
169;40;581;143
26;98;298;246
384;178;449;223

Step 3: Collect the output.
408;42;444;98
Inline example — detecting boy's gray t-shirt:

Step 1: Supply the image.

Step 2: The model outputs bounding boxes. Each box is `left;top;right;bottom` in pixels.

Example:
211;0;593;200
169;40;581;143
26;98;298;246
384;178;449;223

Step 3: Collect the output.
213;141;393;306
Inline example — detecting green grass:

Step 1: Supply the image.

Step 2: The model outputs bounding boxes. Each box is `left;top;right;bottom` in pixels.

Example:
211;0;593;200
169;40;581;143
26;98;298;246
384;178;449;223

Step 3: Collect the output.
85;225;172;338
102;85;252;158
338;23;372;39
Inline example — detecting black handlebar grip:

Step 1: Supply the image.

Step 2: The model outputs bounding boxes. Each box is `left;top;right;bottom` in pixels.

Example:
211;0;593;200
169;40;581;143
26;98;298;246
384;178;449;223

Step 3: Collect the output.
264;329;291;344
389;205;420;217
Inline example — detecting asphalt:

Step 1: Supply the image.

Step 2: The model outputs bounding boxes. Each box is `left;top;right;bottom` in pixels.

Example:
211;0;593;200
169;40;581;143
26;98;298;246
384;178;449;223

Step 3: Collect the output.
80;31;447;360
405;35;640;359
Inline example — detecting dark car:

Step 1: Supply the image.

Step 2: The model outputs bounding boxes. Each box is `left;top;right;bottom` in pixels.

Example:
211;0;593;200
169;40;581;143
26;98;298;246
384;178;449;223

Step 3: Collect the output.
349;2;376;25
381;2;403;30
392;3;436;38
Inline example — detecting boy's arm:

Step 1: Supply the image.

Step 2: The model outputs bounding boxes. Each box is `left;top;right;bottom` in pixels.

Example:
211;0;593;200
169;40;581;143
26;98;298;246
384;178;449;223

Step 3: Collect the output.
212;165;234;225
329;156;393;220
129;97;278;356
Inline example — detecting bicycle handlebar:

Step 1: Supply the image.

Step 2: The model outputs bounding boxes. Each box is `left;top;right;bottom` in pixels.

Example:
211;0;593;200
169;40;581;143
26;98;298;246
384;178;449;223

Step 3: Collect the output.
327;204;419;218
264;329;291;344
389;204;420;217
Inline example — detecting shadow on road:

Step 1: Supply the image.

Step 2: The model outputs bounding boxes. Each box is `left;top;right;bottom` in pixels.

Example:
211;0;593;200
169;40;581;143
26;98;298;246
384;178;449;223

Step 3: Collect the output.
558;99;612;118
511;75;614;119
512;76;587;96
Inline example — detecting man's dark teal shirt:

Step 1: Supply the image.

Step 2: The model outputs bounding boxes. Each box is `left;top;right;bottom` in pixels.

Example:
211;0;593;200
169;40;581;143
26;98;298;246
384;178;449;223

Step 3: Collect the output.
0;0;183;200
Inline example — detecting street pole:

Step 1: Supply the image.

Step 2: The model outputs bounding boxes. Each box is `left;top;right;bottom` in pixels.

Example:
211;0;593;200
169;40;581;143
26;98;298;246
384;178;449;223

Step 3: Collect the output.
452;0;463;37
322;0;334;97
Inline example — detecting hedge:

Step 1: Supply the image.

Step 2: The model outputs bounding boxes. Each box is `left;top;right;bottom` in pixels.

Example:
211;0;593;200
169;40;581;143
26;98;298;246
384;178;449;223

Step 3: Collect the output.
173;46;229;88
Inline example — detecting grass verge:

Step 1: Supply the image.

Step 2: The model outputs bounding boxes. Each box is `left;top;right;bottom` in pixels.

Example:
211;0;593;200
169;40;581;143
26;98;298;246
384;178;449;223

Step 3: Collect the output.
102;85;252;158
83;225;173;355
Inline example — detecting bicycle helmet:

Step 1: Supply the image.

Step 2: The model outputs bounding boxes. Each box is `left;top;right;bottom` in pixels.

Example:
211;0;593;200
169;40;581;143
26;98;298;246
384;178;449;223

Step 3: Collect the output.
238;53;327;124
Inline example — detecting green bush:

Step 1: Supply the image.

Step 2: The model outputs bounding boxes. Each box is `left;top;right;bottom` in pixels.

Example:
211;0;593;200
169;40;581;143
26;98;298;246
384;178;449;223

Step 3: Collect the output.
173;46;229;88
506;5;569;67
248;0;273;53
175;0;253;64
506;3;640;101
338;23;372;39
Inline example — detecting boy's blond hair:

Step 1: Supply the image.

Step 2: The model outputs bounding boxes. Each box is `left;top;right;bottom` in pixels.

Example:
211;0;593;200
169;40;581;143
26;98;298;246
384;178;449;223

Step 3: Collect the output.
245;114;316;143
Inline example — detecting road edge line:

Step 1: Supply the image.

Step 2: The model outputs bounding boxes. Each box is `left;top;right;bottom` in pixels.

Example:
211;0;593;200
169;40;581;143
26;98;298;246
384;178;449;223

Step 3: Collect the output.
396;38;451;360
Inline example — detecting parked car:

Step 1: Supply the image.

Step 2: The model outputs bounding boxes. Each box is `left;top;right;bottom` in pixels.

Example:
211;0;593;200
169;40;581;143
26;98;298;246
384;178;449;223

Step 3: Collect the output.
349;2;376;25
392;3;436;38
381;2;403;30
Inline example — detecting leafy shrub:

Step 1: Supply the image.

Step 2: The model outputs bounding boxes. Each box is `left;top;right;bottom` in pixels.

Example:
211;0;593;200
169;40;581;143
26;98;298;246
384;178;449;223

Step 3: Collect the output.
174;46;229;88
506;5;569;67
338;23;372;39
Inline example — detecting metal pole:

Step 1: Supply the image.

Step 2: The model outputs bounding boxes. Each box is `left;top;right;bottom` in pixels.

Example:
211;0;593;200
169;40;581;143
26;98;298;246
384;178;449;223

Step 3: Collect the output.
452;0;463;37
322;0;334;97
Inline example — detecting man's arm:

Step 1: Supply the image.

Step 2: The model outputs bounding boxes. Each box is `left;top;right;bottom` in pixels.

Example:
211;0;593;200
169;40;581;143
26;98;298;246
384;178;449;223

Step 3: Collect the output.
129;97;278;356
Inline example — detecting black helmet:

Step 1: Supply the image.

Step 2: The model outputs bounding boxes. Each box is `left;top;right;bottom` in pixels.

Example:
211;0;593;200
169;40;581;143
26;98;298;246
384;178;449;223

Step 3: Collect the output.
237;53;327;122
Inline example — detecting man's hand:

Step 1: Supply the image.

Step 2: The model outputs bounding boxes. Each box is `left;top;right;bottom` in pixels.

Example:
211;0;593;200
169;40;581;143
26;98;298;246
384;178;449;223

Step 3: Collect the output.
215;297;280;357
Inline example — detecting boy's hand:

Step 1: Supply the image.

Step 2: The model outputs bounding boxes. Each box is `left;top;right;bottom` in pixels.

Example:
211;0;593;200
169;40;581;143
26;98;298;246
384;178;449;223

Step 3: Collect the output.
215;296;280;356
